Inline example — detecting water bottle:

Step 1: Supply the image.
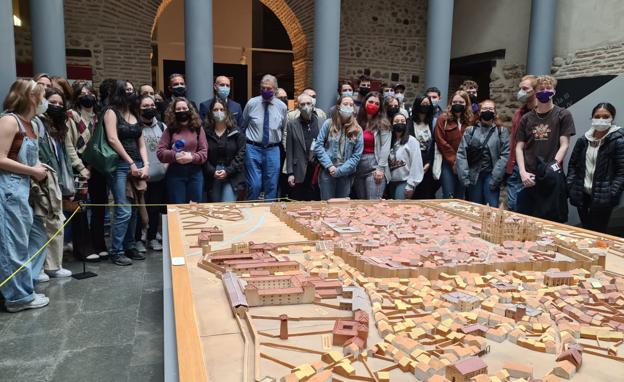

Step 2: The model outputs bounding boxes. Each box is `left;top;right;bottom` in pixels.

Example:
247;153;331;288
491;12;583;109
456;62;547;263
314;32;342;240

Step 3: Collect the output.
173;139;185;153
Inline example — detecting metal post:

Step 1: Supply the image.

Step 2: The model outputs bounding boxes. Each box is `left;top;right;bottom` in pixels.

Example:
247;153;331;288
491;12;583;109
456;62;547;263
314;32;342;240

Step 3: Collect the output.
527;0;557;75
0;0;16;98
30;0;67;77
184;0;213;104
312;0;341;112
424;0;454;108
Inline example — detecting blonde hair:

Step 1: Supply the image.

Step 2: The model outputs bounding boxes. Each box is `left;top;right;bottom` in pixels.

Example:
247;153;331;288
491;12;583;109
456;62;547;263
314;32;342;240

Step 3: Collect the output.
535;75;557;89
446;90;473;124
520;74;537;88
330;95;362;139
3;79;45;115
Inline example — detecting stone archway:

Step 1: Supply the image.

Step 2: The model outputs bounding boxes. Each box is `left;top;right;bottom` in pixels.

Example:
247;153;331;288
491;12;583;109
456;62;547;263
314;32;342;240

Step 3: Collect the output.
258;0;310;95
151;0;310;95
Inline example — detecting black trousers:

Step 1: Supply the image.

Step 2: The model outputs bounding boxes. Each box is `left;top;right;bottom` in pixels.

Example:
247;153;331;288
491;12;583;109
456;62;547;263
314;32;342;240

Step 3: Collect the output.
87;168;108;253
289;163;320;201
136;179;167;241
578;194;613;234
413;170;438;199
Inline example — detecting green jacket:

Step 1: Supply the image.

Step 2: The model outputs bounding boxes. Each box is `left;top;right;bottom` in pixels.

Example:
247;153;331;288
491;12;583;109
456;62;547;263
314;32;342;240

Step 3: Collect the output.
32;117;75;197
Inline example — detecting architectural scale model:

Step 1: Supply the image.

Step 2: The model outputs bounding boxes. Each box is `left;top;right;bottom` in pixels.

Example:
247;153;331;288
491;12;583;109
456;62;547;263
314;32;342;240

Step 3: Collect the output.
177;200;624;381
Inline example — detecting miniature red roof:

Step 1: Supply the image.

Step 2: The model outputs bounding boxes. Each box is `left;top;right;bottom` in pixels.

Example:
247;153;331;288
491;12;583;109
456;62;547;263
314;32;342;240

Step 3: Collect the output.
452;356;487;376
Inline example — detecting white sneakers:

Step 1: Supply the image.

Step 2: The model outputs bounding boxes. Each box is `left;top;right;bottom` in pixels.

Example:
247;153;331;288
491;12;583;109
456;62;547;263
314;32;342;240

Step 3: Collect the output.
45;268;73;278
148;239;163;251
6;294;49;313
36;271;50;283
135;241;147;253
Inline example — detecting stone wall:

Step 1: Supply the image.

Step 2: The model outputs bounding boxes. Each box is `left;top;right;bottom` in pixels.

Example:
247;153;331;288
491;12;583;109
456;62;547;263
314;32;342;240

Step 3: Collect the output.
552;41;624;79
489;61;526;125
339;0;428;102
14;0;159;86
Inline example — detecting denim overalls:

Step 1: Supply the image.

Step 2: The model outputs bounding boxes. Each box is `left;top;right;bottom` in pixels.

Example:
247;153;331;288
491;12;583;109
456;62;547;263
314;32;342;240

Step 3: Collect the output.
0;114;48;307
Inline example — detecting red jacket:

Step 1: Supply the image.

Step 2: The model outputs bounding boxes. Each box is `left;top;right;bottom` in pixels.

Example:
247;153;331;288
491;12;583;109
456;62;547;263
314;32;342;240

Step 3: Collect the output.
506;105;531;174
434;113;467;166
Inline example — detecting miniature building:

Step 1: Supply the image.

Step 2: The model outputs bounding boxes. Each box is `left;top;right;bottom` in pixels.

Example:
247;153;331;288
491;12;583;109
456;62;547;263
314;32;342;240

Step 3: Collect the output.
480;206;540;244
445;356;487;382
544;271;573;287
332;317;369;349
242;275;315;306
279;314;289;340
198;226;224;245
556;348;582;370
442;292;481;312
221;271;248;317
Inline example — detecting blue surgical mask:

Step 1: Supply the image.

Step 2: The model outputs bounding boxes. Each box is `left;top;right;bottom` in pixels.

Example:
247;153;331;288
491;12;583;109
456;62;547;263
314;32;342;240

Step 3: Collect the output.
341;91;353;98
217;86;230;99
383;91;395;100
339;105;354;118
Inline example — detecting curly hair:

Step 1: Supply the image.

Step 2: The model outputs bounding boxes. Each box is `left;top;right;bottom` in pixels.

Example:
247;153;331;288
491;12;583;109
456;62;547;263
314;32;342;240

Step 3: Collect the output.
164;97;202;132
203;98;236;131
446;90;473;125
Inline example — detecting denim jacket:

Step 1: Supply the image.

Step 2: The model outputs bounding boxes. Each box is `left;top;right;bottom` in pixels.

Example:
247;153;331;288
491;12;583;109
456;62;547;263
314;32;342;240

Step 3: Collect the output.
313;119;364;178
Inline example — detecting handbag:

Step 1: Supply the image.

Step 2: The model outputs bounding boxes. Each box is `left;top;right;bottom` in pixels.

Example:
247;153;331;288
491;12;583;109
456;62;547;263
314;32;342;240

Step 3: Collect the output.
82;116;119;174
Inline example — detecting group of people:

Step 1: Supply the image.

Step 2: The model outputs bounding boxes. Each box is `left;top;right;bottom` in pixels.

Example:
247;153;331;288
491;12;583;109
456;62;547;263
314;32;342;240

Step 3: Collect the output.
1;69;623;313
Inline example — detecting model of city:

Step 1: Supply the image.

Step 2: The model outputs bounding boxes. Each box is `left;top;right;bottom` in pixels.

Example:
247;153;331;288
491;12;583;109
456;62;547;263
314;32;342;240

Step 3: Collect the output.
184;200;624;382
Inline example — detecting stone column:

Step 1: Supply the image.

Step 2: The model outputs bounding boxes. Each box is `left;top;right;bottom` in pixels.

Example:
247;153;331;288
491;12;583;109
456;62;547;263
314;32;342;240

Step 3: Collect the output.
312;0;341;112
184;0;214;104
526;0;557;75
0;0;16;96
424;0;454;108
30;0;67;77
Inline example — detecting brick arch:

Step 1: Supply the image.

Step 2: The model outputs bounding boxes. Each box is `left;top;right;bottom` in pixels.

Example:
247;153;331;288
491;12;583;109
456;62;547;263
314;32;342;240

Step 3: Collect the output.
151;0;175;38
259;0;310;94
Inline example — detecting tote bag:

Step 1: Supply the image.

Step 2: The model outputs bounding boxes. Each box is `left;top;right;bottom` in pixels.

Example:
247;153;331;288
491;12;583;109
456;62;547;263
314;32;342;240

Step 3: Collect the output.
82;118;119;174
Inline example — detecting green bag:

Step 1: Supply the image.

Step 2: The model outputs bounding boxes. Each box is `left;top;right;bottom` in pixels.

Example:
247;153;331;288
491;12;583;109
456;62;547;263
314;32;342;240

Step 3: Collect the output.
82;117;119;174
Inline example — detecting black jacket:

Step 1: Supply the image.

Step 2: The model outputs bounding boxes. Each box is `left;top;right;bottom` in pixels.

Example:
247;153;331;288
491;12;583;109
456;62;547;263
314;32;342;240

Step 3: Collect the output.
203;127;247;196
567;128;624;208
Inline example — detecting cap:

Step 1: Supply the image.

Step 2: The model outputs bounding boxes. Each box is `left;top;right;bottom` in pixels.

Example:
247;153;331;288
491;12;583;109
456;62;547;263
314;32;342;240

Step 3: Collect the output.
394;83;405;92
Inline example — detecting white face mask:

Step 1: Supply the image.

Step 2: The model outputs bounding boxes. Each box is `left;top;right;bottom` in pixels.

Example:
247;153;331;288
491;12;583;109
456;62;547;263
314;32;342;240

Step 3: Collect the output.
310;97;317;107
395;93;405;103
36;98;48;115
592;118;612;132
517;89;529;103
339;105;354;119
213;110;226;122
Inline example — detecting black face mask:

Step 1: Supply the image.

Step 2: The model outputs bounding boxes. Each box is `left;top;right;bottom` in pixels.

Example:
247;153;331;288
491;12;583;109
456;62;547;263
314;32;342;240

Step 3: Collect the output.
451;104;466;114
417;104;431;114
171;86;186;97
78;95;96;108
393;123;407;134
469;94;478;104
480;110;495;122
142;108;158;120
358;86;370;97
46;104;66;123
175;110;190;122
155;100;167;113
126;91;138;105
387;107;400;119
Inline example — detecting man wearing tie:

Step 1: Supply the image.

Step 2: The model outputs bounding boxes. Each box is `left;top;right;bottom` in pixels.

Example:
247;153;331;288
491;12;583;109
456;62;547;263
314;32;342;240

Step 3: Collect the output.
241;74;288;200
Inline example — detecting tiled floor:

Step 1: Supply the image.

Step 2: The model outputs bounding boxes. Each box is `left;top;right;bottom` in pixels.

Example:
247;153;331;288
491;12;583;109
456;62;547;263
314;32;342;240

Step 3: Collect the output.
0;252;164;382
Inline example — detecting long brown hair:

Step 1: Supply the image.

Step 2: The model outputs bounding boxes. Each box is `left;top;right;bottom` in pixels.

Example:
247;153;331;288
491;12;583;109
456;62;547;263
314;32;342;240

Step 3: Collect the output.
446;90;473;125
330;95;362;139
356;91;391;132
204;98;236;131
3;79;45;116
43;88;69;141
164;97;202;133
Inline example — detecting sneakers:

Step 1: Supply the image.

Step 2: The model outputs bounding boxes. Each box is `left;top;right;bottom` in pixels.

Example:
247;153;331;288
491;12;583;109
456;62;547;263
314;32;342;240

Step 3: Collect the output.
45;268;72;278
98;251;110;260
63;243;73;253
85;253;100;262
148;239;162;251
156;232;162;241
111;254;133;266
36;271;50;283
6;294;49;313
135;241;147;253
125;249;145;261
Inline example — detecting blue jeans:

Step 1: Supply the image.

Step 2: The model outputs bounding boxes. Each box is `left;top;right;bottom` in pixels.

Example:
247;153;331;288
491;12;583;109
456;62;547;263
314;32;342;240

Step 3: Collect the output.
166;163;204;204
468;171;500;207
506;165;523;212
389;181;409;200
245;144;280;200
109;160;142;256
318;170;353;200
210;165;237;203
441;161;465;199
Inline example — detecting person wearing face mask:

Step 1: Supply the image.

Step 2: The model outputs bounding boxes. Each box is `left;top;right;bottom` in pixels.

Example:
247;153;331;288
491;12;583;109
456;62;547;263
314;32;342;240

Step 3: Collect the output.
202;99;246;202
286;94;326;201
456;100;510;207
288;88;327;121
30;88;74;279
157;97;208;204
166;73;197;111
506;75;537;212
104;80;150;266
567;103;624;233
313;95;363;200
136;95;168;251
65;81;109;261
0;80;52;312
241;74;288;201
460;80;480;115
435;90;473;199
381;83;395;102
515;75;575;222
154;91;167;122
354;74;371;108
411;96;438;199
276;88;289;107
387;113;423;200
353;92;392;199
329;81;358;117
425;87;444;121
393;83;410;118
199;75;243;128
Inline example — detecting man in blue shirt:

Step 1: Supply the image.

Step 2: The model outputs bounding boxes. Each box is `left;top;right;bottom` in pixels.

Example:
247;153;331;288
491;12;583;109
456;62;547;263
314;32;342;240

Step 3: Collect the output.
242;74;287;200
199;75;243;127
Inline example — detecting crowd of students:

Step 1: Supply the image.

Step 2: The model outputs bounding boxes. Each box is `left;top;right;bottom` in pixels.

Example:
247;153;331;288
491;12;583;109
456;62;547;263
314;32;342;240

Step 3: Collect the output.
1;70;623;312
